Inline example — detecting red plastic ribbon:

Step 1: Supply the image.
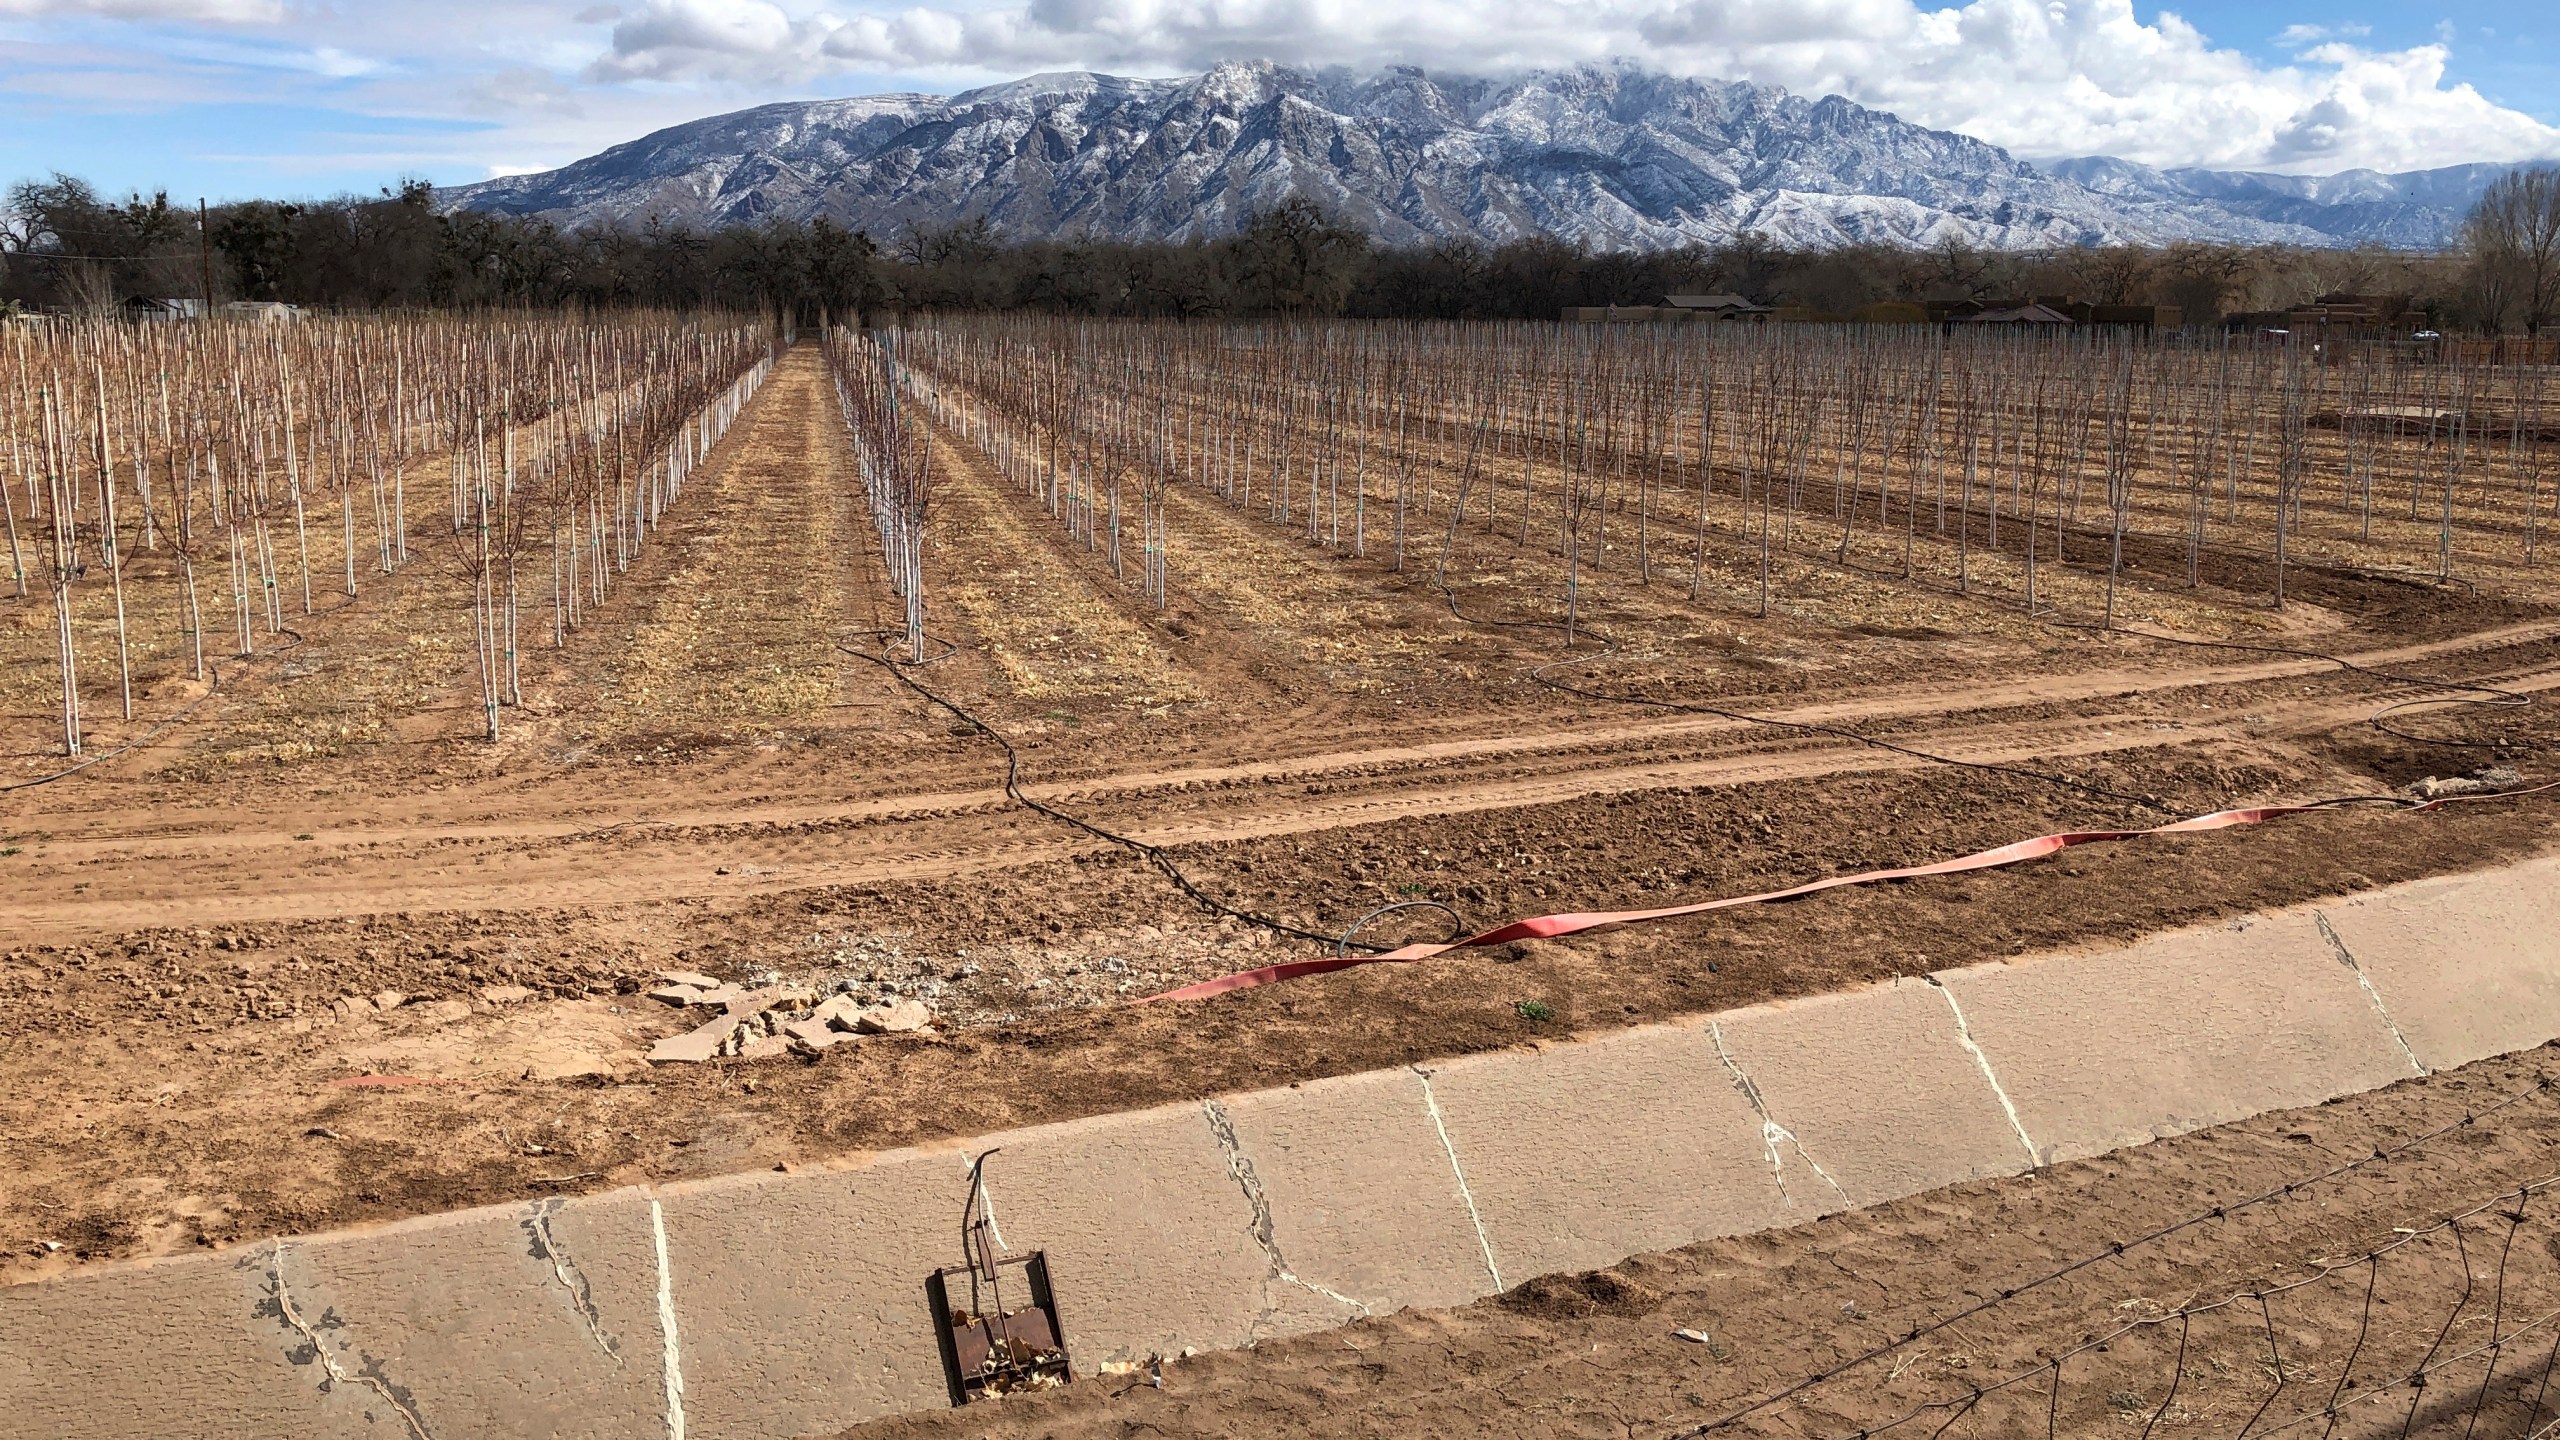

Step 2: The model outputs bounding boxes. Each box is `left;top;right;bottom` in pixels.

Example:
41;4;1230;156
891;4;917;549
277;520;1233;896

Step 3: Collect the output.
1135;797;2467;1003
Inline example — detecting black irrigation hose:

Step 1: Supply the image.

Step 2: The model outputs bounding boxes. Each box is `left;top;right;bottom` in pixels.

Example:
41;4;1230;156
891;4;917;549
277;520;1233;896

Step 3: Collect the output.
827;524;2536;959
834;632;1393;954
1429;580;2184;817
1336;899;1470;958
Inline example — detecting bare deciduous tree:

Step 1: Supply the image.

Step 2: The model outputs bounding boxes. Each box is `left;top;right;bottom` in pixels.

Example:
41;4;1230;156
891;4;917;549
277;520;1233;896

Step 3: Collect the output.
2465;167;2560;336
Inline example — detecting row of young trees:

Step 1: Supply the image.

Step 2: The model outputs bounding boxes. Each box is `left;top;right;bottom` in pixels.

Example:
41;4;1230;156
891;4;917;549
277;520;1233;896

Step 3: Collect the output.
3;313;772;756
893;320;1186;610
825;327;934;659
881;318;2556;645
11;168;2558;331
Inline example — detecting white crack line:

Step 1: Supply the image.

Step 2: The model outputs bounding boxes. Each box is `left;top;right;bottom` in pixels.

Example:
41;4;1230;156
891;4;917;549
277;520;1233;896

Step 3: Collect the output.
1707;1022;1851;1210
1202;1099;1371;1326
1413;1066;1504;1294
647;1196;687;1440
2315;910;2428;1077
265;1240;434;1440
526;1198;621;1363
1928;976;2041;1169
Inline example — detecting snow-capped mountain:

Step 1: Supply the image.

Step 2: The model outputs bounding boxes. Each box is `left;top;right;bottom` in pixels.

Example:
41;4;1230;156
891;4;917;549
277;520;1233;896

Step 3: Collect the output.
443;62;2501;252
2042;157;2507;249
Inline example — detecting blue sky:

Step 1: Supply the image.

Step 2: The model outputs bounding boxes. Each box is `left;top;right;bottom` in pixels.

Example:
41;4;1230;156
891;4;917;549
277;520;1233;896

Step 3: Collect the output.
3;0;2555;202
2196;1;2551;118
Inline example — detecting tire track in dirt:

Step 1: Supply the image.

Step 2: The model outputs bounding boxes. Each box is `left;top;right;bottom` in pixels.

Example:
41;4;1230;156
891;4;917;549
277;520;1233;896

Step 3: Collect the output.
21;615;2556;844
8;656;2554;937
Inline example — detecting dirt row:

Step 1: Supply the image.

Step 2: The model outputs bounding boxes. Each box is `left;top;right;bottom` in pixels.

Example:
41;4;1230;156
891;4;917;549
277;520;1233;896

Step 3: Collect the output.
7;554;2554;939
4;342;2559;1288
3;727;2552;1284
11;351;2543;815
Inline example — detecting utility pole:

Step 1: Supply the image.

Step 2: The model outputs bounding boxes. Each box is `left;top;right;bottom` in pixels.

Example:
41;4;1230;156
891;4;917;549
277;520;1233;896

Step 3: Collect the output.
197;199;213;319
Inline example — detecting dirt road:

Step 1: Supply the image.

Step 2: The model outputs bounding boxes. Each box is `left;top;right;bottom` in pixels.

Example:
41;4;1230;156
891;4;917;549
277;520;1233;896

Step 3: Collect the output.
7;629;2554;938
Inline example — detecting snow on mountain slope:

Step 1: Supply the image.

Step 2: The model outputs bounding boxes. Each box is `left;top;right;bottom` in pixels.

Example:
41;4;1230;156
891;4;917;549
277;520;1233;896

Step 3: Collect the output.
446;62;2485;252
2041;156;2508;249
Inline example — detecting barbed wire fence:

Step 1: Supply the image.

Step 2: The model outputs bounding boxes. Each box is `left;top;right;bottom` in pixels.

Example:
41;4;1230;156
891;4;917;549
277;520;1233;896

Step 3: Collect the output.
1669;1072;2560;1440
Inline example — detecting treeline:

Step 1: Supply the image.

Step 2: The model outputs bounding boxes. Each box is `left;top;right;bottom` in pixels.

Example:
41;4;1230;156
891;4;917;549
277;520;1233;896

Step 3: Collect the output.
0;176;883;316
0;171;2534;330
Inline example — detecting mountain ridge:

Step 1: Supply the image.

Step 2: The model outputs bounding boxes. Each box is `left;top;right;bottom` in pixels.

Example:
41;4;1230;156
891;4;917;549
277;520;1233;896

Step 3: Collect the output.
444;62;2518;252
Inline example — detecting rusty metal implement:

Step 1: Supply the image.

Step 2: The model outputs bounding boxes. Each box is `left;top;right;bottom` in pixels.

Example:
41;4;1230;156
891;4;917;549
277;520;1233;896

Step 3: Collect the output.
924;1149;1072;1405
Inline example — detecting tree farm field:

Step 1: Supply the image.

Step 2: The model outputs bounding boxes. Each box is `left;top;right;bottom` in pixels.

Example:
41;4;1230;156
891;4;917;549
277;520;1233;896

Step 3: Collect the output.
3;317;2558;1283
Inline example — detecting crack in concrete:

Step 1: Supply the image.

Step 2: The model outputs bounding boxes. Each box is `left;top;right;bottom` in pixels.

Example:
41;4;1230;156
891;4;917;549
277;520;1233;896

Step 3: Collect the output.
259;1241;435;1440
524;1198;622;1363
1928;976;2041;1169
1708;1022;1851;1210
1202;1099;1370;1330
1413;1066;1504;1294
647;1195;687;1440
2315;910;2428;1077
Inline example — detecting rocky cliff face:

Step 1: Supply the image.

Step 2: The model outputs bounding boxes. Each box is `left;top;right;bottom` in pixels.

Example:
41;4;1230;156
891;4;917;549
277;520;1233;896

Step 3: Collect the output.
445;62;2496;251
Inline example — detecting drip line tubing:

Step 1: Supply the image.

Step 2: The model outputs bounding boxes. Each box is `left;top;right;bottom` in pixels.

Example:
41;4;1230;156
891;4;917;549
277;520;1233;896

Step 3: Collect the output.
835;631;1379;953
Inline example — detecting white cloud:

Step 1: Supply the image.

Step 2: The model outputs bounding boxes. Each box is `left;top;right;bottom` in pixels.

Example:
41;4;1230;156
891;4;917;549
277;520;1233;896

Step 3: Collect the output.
302;45;378;77
4;0;2552;192
575;0;2560;173
586;0;844;81
2276;22;2370;48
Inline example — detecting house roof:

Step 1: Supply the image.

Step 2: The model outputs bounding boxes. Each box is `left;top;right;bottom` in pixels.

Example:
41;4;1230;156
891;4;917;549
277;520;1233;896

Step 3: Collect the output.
1965;303;2075;325
1662;293;1767;311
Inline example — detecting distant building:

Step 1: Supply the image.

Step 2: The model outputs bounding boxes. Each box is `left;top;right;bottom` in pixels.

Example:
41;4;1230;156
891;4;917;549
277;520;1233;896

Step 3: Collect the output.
2308;293;2421;327
224;300;303;322
1561;294;1774;323
1962;303;2077;328
2228;294;2422;338
1661;293;1772;320
1563;293;2172;331
1939;299;2179;332
124;296;210;321
2087;303;2182;332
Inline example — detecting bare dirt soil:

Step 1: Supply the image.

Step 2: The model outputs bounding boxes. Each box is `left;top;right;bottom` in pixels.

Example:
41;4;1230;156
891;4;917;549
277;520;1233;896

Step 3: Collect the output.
845;1045;2560;1440
4;343;2558;1287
